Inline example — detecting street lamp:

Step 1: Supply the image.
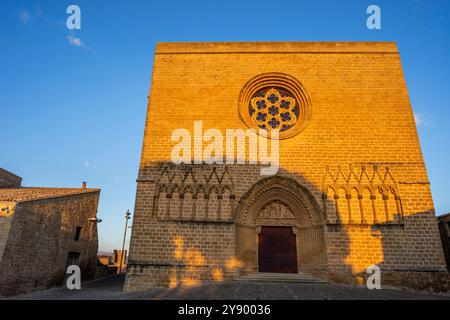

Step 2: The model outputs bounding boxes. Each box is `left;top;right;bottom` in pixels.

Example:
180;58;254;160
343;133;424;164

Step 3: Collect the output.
118;209;131;274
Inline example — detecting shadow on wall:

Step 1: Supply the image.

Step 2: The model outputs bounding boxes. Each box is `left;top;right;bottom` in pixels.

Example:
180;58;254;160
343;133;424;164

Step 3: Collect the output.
126;162;449;292
319;164;448;292
170;235;243;287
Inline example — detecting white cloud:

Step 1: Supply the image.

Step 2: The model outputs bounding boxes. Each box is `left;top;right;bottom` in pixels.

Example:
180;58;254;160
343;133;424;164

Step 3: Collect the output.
19;10;31;24
84;160;97;169
414;112;423;126
67;35;85;48
67;35;93;51
413;112;434;128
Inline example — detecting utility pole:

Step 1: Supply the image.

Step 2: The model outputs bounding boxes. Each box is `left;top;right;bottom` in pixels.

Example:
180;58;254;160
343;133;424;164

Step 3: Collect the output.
118;209;131;274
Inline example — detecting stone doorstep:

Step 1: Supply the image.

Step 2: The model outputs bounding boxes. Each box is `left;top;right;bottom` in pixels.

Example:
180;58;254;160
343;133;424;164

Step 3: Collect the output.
237;272;327;283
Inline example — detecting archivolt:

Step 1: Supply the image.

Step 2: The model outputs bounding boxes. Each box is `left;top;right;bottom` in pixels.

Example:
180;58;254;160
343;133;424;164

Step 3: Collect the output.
235;176;324;226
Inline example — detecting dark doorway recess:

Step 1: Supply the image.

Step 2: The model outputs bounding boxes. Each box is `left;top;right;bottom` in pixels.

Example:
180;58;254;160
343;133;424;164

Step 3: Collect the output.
258;226;298;273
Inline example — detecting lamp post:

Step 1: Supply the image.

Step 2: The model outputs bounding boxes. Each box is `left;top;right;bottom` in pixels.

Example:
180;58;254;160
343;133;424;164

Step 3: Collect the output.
118;209;131;274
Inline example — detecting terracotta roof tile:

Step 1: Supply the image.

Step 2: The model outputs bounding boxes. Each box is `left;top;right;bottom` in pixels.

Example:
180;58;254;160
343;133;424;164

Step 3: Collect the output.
0;187;100;202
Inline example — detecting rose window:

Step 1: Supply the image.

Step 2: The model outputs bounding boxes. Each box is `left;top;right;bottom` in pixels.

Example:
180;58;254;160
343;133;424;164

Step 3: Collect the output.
239;73;311;139
248;87;300;132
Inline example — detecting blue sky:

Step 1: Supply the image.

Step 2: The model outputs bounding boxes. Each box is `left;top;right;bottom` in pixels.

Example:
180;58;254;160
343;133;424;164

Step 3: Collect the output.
1;0;449;252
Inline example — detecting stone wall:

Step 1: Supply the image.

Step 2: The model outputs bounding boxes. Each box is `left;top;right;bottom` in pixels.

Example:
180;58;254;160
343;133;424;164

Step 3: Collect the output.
125;220;236;291
125;42;448;292
0;168;21;187
0;201;16;263
438;214;450;272
0;192;99;296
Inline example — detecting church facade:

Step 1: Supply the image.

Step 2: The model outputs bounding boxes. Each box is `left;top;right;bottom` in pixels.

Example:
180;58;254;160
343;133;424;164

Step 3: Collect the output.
124;42;448;292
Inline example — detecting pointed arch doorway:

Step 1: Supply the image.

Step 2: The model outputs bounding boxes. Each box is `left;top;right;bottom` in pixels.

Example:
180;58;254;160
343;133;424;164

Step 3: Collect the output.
235;176;326;274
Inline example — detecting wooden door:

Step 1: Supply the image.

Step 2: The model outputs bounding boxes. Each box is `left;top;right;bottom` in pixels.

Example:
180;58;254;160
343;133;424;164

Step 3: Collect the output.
258;226;298;273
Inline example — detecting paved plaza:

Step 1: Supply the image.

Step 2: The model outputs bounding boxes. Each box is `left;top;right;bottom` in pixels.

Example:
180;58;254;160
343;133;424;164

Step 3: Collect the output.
4;275;450;300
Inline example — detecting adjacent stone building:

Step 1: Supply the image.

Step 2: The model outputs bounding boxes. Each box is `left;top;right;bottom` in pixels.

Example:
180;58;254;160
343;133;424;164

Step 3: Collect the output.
125;42;449;292
0;168;101;296
438;213;450;272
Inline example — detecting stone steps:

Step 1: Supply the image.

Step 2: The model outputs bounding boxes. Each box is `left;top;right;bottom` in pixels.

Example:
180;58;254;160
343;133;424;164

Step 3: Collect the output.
238;272;327;283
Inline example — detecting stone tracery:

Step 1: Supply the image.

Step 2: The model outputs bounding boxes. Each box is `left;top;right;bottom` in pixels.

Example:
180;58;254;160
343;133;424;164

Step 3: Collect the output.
238;73;312;139
322;165;404;225
249;87;300;132
153;164;235;221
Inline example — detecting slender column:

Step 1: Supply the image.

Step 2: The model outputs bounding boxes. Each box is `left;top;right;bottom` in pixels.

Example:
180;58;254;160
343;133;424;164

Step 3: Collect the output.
395;196;403;223
192;194;197;220
217;194;223;221
383;194;390;222
204;194;210;220
358;195;365;224
322;193;328;222
371;195;378;224
166;193;172;219
334;195;340;224
346;193;353;224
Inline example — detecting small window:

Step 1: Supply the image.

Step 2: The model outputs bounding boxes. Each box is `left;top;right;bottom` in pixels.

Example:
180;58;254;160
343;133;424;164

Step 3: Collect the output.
74;227;82;241
66;252;80;267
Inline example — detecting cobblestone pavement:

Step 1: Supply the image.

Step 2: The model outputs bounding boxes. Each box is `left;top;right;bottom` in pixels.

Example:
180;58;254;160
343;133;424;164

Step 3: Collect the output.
3;275;450;300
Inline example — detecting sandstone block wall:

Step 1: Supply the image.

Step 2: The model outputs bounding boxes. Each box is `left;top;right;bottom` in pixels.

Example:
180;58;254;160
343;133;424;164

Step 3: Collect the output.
125;42;448;292
0;192;100;296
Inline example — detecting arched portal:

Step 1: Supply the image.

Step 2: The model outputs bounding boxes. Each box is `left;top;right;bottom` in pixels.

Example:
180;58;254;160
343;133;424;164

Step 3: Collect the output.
235;176;326;273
